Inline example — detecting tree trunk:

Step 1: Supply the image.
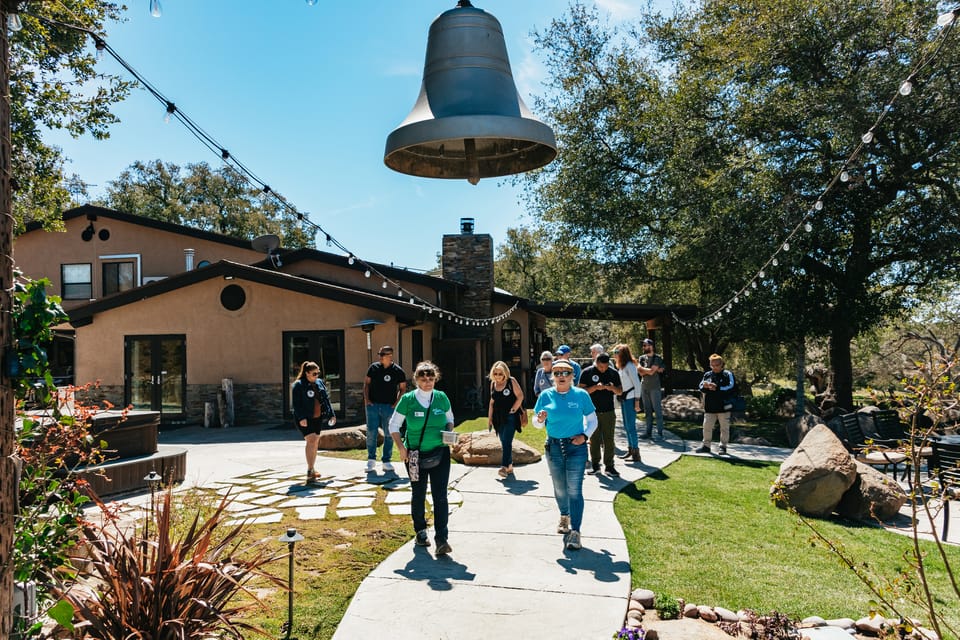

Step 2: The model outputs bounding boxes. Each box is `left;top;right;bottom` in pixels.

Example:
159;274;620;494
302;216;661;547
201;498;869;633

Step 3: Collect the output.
829;324;855;411
1;7;15;636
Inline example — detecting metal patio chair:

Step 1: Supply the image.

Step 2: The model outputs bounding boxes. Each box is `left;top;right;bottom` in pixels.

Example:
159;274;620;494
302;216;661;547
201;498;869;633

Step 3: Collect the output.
929;439;960;542
838;411;909;481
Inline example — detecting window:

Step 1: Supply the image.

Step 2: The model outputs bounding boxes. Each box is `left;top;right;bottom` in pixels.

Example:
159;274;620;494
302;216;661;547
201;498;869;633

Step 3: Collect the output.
62;264;92;300
501;320;522;366
103;261;135;296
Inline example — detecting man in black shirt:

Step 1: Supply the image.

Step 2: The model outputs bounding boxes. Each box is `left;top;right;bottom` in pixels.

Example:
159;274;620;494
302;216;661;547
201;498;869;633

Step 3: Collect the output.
363;346;407;472
579;353;624;476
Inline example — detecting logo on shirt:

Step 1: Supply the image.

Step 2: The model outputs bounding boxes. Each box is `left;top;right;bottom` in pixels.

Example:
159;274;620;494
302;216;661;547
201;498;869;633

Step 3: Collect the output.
502;388;510;396
306;390;315;398
432;408;445;415
591;375;599;382
567;402;580;409
384;374;392;382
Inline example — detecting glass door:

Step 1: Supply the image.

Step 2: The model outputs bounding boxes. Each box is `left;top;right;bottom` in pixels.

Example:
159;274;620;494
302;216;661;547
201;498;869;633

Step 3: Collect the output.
283;331;344;418
125;335;186;421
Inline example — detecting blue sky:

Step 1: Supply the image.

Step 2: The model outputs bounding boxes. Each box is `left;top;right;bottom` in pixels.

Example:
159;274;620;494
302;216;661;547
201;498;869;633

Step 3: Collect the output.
49;0;669;271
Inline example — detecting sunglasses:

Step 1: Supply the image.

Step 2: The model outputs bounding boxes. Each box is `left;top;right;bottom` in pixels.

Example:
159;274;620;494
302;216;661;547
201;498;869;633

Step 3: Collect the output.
554;371;573;378
307;370;319;377
416;371;436;379
493;373;505;378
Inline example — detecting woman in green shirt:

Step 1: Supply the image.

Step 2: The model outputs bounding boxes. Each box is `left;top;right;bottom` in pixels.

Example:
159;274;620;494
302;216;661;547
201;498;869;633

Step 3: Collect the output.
389;361;455;555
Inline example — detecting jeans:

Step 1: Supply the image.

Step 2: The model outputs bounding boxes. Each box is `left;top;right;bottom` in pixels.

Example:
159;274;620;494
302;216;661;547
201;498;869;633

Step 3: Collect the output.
589;411;616;468
365;403;395;461
621;397;639;449
498;413;518;468
408;447;451;543
640;385;665;437
545;436;588;532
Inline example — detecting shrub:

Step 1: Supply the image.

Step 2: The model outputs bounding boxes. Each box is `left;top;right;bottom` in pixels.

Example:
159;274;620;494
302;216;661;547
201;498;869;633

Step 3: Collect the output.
654;592;680;620
52;488;288;639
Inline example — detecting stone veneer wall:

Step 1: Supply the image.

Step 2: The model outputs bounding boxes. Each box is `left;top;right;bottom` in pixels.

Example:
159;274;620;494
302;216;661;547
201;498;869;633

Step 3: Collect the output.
75;382;368;427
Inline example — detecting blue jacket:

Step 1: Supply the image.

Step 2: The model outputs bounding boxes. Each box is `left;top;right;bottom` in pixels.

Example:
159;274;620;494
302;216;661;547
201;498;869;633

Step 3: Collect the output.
292;377;334;422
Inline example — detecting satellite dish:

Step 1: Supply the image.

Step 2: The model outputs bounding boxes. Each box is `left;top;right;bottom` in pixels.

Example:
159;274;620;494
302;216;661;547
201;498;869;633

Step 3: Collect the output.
251;234;280;254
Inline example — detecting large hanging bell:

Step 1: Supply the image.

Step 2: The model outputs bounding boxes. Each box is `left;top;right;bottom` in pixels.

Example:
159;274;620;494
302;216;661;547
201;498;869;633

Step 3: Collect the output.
384;1;557;184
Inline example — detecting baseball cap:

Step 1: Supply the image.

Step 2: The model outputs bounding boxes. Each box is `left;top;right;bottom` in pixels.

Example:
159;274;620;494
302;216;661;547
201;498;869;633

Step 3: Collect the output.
642;338;654;345
556;344;572;355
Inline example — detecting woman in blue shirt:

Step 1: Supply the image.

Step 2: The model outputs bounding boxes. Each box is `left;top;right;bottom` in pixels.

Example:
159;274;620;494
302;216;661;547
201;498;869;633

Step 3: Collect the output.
533;359;598;551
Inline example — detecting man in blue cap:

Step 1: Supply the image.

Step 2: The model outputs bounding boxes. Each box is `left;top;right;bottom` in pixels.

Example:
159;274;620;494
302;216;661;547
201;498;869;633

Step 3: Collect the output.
554;344;581;384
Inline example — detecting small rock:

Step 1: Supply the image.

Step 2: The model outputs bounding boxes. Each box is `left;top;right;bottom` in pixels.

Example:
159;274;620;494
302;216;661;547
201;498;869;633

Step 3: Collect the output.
683;603;700;618
631;588;655;607
698;605;718;622
714;606;738;622
855;614;886;635
333;543;351;550
802;616;827;626
626;618;643;629
627;600;644;613
736;609;751;621
825;618;855;629
914;628;938;640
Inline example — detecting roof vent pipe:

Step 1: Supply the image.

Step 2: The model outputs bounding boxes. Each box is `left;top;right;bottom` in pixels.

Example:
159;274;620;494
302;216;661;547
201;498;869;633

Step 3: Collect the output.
184;248;196;271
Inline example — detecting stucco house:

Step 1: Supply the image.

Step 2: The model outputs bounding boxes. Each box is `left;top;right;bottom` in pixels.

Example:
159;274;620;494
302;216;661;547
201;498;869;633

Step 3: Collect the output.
14;205;549;425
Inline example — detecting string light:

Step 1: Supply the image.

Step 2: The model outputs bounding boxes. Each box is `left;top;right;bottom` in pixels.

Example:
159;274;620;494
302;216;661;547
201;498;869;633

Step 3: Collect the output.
899;80;913;95
7;13;23;31
150;0;162;18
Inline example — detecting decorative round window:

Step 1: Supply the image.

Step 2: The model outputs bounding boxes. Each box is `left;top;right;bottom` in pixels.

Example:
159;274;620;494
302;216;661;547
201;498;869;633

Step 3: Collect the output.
220;284;246;311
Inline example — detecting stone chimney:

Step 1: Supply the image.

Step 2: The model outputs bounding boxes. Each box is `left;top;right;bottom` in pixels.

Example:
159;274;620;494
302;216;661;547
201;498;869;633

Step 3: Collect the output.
442;218;493;335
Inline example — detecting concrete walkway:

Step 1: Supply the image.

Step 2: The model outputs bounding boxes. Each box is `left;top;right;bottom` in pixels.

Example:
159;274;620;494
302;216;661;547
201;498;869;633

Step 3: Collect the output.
139;423;954;640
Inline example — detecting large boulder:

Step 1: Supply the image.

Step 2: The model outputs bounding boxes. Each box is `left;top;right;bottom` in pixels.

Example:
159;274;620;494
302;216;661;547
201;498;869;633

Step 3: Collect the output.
451;431;541;466
772;425;857;516
317;425;380;450
836;461;908;521
661;392;703;421
784;414;825;448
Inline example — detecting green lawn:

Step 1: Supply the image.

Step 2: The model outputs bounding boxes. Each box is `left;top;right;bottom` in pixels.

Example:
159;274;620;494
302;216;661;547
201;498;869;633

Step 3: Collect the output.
615;455;960;629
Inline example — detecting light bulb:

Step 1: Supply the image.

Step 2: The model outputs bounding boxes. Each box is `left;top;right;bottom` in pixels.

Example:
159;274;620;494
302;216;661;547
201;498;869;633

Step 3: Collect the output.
150;0;162;18
382;281;388;289
840;171;850;182
899;81;912;96
744;288;751;296
734;296;739;303
348;255;355;265
751;280;758;288
782;242;790;251
397;289;403;297
409;297;415;304
164;102;176;123
772;257;779;266
804;222;813;232
306;0;318;4
814;200;824;211
937;10;955;26
861;131;874;144
364;270;371;278
7;13;23;31
758;270;765;278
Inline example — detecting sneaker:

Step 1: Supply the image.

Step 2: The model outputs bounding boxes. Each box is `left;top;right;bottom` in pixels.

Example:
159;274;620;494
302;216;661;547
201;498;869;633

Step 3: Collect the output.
565;530;582;551
694;445;711;454
586;464;601;475
606;466;620;477
414;530;430;547
498;466;509;478
718;445;727;455
557;515;571;534
306;469;318;484
382;461;394;472
365;460;376;472
435;541;453;556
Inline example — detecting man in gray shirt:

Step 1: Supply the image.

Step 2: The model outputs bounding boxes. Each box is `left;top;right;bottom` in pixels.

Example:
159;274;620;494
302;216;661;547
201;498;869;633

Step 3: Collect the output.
638;338;665;439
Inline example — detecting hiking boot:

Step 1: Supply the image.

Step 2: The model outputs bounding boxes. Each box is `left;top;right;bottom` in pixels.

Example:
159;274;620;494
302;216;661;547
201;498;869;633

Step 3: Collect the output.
694;445;711;454
565;530;582;551
557;515;571;534
718;444;727;455
606;465;620;477
630;448;642;463
415;530;430;547
382;461;395;472
365;460;376;472
586;463;601;475
435;540;453;556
